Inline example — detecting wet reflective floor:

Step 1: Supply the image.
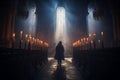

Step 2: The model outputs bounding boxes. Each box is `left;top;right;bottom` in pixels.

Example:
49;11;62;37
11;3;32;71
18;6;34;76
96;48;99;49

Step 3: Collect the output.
33;58;83;80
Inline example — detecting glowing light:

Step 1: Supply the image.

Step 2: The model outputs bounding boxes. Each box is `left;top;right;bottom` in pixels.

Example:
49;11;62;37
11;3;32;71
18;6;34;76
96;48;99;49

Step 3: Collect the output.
28;7;36;37
25;34;28;38
48;57;54;61
65;58;72;63
20;31;23;39
12;33;15;39
101;32;104;36
55;7;67;44
87;8;102;34
89;34;91;37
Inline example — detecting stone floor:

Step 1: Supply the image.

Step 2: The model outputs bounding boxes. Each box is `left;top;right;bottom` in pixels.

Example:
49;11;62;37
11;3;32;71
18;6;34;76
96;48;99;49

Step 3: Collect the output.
33;57;83;80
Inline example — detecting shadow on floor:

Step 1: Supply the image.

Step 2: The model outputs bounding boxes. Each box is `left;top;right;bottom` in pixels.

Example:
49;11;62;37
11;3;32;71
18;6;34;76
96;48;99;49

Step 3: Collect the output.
53;65;66;80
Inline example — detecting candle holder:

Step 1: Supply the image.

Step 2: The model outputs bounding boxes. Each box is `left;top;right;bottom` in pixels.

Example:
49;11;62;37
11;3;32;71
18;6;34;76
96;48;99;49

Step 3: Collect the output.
89;34;91;50
101;32;104;48
12;33;15;48
98;40;101;48
93;33;96;49
24;34;28;49
86;37;89;50
19;31;23;49
28;35;31;50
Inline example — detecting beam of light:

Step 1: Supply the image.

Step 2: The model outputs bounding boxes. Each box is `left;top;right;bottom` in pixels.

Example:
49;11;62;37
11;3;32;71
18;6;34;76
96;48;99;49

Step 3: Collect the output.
54;7;70;56
87;8;102;34
55;7;67;44
28;7;36;37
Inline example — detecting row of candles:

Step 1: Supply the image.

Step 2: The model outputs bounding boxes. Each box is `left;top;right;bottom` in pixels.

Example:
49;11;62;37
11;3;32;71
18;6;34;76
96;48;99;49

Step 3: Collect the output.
12;31;49;50
72;32;104;50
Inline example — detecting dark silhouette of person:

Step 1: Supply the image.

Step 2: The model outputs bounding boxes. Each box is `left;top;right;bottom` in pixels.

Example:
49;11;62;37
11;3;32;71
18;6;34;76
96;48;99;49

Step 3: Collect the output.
54;41;65;66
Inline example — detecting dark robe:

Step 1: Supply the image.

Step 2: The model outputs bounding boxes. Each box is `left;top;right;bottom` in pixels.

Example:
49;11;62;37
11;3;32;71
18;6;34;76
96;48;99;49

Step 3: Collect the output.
54;43;64;60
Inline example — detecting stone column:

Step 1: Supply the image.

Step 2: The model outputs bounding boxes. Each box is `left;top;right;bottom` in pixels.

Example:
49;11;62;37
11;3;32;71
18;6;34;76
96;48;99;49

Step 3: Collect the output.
0;0;16;48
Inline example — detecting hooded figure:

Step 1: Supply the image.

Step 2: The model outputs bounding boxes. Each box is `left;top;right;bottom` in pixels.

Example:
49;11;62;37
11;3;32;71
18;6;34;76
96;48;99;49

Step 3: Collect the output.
54;41;65;65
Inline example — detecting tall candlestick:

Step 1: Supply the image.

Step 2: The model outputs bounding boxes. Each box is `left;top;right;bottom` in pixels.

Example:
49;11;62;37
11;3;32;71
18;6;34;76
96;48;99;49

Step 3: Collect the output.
89;34;91;37
12;33;15;48
28;34;31;50
93;33;96;49
20;31;23;39
101;32;104;36
19;31;23;49
24;34;28;49
101;32;104;48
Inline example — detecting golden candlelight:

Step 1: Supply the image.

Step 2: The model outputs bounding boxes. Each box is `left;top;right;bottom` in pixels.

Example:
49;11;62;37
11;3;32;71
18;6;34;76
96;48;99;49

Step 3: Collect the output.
77;40;80;46
93;33;96;37
73;42;75;47
89;34;91;37
46;43;49;47
12;33;15;39
25;34;28;42
12;33;15;48
32;37;35;42
20;31;23;34
93;33;96;39
32;37;35;43
44;42;49;47
73;41;77;47
83;37;86;42
81;38;83;42
75;42;77;47
29;35;32;40
86;38;88;42
25;34;28;38
20;31;23;39
30;37;32;41
79;41;81;46
40;40;43;44
101;32;104;36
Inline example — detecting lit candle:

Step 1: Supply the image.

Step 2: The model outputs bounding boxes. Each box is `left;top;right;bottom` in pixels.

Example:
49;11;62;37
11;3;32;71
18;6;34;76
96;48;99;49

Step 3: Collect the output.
101;32;104;48
12;33;15;48
44;42;48;47
101;32;104;36
93;34;96;49
12;33;15;40
93;33;96;38
77;40;80;46
83;37;86;42
40;40;43;45
33;37;34;41
89;34;91;37
86;38;88;42
26;34;28;39
20;31;23;39
81;38;83;42
73;42;75;47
